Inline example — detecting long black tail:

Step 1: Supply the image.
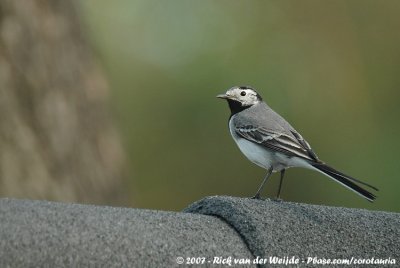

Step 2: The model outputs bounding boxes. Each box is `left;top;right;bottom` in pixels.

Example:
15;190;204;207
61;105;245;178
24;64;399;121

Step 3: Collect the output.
311;162;378;202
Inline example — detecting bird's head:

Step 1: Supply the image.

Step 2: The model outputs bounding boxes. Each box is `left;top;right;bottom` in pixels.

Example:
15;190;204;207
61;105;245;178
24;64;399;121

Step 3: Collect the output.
217;86;262;114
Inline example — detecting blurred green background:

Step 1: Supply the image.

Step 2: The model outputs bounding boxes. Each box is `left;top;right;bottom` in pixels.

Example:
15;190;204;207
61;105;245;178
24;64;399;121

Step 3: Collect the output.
79;0;400;212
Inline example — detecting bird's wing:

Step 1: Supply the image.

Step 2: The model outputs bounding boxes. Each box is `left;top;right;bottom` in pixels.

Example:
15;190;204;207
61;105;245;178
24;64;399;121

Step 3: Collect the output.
289;130;319;161
234;124;319;162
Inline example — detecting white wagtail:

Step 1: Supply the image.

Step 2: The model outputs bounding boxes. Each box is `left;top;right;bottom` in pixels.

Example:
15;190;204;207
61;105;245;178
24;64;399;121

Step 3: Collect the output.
217;86;378;201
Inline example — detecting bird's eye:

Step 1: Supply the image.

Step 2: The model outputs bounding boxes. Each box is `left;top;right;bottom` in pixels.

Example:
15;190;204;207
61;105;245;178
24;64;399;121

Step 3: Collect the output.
240;91;246;96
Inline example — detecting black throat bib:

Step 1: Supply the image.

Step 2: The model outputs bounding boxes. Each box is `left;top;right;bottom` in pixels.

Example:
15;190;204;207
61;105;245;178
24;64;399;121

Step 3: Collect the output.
227;99;252;117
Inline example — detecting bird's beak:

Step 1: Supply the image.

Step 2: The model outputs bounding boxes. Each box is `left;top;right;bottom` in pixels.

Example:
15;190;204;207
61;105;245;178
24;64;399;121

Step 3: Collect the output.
216;93;229;99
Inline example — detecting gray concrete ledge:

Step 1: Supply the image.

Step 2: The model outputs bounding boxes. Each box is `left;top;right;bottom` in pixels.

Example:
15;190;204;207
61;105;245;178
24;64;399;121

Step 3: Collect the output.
1;197;399;267
0;198;253;267
185;196;400;265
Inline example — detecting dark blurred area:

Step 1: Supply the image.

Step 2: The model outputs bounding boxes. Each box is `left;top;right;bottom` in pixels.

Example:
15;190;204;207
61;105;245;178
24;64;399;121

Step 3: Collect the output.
0;1;126;205
1;1;399;212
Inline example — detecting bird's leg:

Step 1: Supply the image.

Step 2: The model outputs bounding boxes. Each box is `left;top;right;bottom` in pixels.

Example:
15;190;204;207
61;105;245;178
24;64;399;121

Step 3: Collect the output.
251;167;273;199
276;169;285;199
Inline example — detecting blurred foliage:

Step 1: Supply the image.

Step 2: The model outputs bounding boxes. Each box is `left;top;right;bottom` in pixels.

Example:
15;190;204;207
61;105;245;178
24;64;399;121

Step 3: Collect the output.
79;0;400;212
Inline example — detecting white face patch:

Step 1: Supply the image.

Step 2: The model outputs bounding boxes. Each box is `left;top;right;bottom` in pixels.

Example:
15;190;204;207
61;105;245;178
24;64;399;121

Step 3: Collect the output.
225;87;261;106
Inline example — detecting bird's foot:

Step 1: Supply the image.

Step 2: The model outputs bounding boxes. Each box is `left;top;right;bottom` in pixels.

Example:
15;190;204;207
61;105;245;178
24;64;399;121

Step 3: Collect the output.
271;197;283;202
250;194;261;200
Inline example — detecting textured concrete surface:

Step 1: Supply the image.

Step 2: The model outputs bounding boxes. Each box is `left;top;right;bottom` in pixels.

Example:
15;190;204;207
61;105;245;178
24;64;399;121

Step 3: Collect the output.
0;198;253;267
185;196;400;265
1;197;399;267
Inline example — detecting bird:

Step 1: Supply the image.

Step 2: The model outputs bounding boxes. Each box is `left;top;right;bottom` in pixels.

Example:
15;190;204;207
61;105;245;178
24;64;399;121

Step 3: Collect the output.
217;85;378;202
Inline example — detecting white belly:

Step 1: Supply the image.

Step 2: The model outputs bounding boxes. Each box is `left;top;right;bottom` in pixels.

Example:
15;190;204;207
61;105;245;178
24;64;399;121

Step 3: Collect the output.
235;137;274;169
